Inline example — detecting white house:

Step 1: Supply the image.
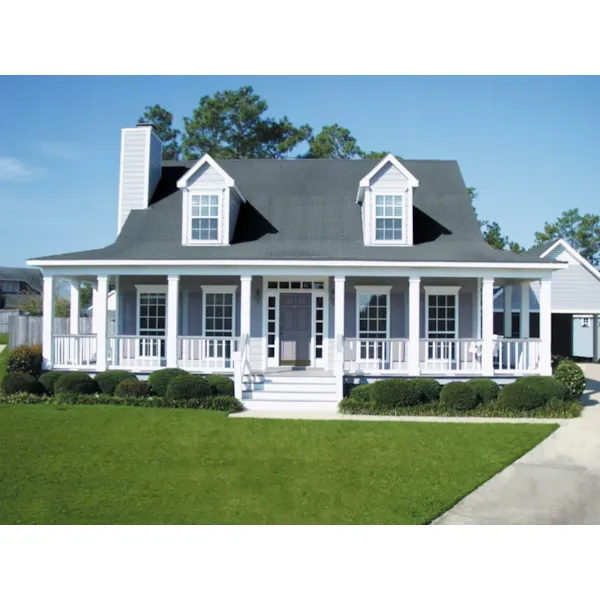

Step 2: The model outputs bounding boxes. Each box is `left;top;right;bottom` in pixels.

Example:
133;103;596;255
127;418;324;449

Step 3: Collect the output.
493;238;600;360
27;123;565;411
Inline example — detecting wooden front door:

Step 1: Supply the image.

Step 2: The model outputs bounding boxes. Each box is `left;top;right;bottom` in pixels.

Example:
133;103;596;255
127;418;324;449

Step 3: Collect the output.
279;293;311;366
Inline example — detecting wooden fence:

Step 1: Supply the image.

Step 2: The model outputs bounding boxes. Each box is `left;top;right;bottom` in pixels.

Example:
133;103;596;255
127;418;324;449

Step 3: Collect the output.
6;316;117;350
0;310;21;334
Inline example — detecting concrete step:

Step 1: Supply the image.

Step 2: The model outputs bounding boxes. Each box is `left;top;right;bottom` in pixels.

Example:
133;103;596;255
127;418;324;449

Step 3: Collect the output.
240;400;339;412
244;375;336;386
243;390;338;402
243;381;336;393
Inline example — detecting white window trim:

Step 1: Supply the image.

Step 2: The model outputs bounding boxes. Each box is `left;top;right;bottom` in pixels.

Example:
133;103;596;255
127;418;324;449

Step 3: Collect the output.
424;285;461;339
201;285;237;338
370;190;408;246
355;285;392;339
135;284;168;338
182;189;224;246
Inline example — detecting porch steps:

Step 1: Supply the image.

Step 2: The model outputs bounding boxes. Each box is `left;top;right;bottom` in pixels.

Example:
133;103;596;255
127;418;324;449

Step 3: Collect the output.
241;372;338;408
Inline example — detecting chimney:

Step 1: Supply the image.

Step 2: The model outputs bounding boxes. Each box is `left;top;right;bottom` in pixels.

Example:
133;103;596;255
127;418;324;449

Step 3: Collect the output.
117;123;163;233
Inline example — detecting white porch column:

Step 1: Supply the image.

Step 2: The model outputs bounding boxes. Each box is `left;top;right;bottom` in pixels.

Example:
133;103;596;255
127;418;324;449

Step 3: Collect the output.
482;277;495;376
95;276;108;372
520;281;530;338
167;275;180;368
408;276;421;376
334;276;345;399
593;315;599;363
240;276;252;336
503;284;512;338
539;277;552;375
92;286;99;334
42;276;55;370
69;279;80;335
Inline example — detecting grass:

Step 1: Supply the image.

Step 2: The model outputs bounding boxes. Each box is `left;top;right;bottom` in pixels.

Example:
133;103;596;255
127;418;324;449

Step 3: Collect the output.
0;334;8;387
0;404;556;524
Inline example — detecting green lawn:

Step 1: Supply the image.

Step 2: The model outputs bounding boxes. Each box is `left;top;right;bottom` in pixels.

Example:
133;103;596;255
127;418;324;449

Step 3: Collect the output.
0;404;557;524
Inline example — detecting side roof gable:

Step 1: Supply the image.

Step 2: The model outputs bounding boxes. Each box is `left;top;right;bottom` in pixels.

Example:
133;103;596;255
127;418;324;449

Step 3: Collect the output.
540;238;600;282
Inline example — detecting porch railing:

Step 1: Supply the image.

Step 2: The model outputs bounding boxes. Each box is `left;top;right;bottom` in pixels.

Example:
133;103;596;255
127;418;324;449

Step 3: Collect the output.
495;338;540;373
233;334;250;400
107;336;167;370
53;334;97;368
343;338;409;373
420;338;483;374
177;336;238;372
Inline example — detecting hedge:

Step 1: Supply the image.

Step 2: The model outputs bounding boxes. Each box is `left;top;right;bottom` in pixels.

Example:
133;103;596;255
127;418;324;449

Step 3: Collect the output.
412;378;442;403
148;368;187;396
94;370;137;395
466;379;500;404
498;376;568;410
439;382;480;410
166;374;211;402
371;379;421;408
7;345;43;377
38;371;64;395
54;372;99;395
554;360;586;401
115;379;150;398
2;372;42;395
205;374;234;396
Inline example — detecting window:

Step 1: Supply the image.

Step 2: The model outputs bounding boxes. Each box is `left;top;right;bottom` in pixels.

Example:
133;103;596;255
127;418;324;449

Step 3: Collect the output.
581;317;591;328
356;286;391;361
190;194;219;242
137;289;167;359
425;286;460;362
375;194;403;242
202;286;237;362
2;281;19;293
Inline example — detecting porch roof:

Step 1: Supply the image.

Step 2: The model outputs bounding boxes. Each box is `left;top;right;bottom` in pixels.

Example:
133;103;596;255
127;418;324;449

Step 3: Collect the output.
31;159;556;265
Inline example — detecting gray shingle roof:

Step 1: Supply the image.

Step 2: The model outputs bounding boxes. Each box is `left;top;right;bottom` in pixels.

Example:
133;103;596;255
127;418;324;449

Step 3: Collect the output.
521;240;558;259
31;158;553;263
0;266;42;291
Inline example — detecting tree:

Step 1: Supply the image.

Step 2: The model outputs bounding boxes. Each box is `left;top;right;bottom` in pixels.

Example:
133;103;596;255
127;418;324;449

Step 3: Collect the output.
361;150;390;159
80;283;93;309
181;86;311;159
535;208;600;265
138;104;181;160
303;124;363;159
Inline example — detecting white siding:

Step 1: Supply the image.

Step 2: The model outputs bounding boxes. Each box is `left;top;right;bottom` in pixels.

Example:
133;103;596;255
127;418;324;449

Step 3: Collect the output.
370;162;409;187
187;163;226;189
119;128;148;231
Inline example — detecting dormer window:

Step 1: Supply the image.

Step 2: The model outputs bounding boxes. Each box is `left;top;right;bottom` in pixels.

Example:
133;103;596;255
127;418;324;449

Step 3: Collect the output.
190;193;220;242
375;194;404;242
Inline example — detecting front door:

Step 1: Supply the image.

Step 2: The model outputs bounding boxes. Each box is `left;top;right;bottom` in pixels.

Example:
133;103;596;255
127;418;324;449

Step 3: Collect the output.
279;293;311;366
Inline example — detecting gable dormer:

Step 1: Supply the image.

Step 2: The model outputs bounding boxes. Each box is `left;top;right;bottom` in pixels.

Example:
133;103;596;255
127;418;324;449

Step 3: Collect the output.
356;154;419;247
177;155;245;246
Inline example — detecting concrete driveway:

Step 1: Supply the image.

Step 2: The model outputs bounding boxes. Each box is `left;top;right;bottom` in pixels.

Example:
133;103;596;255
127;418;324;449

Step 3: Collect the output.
434;363;600;525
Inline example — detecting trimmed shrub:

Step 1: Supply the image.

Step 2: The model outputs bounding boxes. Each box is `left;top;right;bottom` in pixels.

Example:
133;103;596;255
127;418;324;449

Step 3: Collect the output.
205;374;234;396
204;395;243;413
554;360;586;401
2;372;42;395
467;378;500;404
412;378;442;404
95;370;137;395
7;344;43;377
54;372;99;395
519;376;569;403
498;380;545;410
439;382;480;410
38;371;64;395
349;383;373;403
148;368;187;397
115;379;150;398
166;374;211;403
371;379;421;409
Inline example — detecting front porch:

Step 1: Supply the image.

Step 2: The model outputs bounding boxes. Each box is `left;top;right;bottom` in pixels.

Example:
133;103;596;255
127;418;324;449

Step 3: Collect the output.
41;271;553;404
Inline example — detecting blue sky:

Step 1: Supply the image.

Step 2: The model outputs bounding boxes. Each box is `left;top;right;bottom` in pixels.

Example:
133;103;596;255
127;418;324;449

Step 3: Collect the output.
1;75;599;267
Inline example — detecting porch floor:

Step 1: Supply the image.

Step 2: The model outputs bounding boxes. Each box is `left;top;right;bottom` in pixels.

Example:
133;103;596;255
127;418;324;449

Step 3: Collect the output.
263;367;333;377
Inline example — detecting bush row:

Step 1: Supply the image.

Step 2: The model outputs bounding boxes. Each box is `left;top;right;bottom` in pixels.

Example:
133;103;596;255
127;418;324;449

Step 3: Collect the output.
0;392;243;413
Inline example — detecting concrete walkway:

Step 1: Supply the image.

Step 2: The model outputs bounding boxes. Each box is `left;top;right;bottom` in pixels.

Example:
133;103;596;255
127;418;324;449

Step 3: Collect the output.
0;344;6;356
434;363;600;525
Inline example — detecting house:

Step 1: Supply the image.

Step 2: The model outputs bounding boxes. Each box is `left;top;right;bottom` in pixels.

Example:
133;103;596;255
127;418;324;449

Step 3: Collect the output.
27;123;565;411
0;266;42;309
493;238;600;360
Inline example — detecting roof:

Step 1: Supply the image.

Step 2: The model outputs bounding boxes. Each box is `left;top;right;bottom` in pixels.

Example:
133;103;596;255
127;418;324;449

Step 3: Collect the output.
521;240;557;259
0;266;42;292
31;158;556;264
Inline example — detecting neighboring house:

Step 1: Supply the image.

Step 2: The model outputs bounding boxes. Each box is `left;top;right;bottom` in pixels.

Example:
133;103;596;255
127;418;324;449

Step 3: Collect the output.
494;238;600;360
27;123;565;411
0;266;42;309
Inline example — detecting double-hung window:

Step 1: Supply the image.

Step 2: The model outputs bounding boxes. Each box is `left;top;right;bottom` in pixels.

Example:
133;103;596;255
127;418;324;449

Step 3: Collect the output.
356;286;391;362
374;194;404;242
190;194;220;242
136;286;167;361
425;287;460;362
201;286;237;364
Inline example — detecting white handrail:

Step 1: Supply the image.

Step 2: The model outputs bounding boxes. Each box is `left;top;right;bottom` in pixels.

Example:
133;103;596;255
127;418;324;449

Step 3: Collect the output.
53;334;97;367
343;338;408;373
177;336;237;371
233;334;250;400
